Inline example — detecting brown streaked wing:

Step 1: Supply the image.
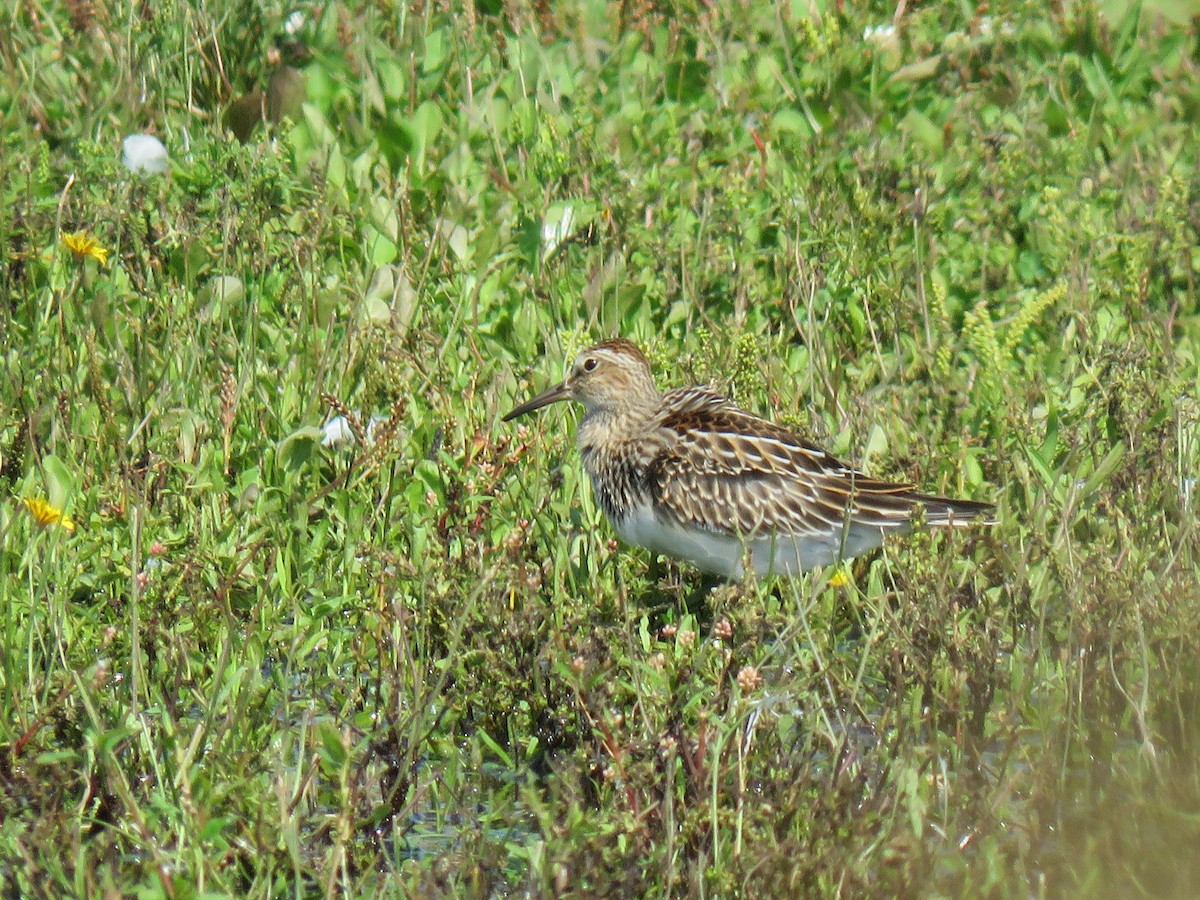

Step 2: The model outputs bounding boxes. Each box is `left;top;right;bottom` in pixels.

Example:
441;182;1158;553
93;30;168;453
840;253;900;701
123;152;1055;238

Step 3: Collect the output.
647;388;922;537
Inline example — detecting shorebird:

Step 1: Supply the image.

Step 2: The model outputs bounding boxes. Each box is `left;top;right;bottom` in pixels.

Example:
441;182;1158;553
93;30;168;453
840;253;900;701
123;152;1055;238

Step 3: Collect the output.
504;339;994;578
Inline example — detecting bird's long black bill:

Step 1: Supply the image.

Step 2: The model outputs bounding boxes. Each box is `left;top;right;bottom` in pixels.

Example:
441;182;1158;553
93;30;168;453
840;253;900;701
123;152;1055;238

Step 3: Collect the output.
503;383;570;421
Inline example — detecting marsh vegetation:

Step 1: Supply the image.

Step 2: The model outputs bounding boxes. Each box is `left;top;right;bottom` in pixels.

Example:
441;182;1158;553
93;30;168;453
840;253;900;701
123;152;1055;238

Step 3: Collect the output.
2;0;1199;894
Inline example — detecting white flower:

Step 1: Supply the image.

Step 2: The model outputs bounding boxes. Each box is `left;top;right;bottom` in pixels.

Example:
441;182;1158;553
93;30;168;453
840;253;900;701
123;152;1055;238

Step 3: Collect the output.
121;134;169;174
541;204;575;259
321;415;354;447
284;10;306;35
321;413;390;447
863;24;897;44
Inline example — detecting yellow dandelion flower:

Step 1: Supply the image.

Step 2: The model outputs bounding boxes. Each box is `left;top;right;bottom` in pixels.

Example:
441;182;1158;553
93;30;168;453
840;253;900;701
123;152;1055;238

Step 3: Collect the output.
828;568;851;589
61;230;110;265
22;496;77;534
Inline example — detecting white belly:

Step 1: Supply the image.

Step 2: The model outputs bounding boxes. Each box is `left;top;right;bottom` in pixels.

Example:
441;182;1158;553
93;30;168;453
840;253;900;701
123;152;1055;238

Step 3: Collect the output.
611;506;885;577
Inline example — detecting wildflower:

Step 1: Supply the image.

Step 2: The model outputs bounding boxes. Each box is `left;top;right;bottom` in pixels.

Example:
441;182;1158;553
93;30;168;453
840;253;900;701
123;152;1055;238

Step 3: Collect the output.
541;204;576;259
121;134;169;174
61;230;109;265
829;568;851;589
321;415;354;447
22;496;77;533
736;665;763;692
862;23;898;47
713;618;733;641
90;659;110;691
321;412;389;447
284;9;307;34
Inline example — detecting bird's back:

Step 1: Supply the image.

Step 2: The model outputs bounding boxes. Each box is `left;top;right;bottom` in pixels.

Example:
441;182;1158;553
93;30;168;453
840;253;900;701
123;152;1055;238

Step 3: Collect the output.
626;388;992;573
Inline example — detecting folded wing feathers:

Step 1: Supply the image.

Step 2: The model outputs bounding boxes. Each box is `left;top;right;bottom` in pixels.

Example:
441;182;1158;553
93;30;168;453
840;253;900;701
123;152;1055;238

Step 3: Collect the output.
648;388;992;537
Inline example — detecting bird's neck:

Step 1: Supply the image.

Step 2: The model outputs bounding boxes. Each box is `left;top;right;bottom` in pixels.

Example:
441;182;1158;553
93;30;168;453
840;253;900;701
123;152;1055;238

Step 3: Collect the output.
576;408;653;521
576;405;649;456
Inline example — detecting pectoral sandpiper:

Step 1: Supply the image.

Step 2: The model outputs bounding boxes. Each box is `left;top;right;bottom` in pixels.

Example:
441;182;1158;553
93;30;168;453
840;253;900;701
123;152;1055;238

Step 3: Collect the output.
504;339;994;578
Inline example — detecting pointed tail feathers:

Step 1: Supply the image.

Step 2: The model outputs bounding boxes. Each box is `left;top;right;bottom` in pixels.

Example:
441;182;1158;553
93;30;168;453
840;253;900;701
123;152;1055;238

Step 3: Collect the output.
912;494;997;527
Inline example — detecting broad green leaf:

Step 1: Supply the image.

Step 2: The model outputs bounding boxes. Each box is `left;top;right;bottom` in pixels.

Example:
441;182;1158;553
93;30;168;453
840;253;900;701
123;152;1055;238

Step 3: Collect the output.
41;455;75;509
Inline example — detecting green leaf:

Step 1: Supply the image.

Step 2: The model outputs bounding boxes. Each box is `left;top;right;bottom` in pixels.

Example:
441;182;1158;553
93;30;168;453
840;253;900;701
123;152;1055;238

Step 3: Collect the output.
772;108;813;137
41;455;75;510
477;728;514;769
664;57;709;103
277;427;322;472
199;817;230;843
411;101;444;159
377;117;414;173
900;108;943;152
364;225;399;266
1020;434;1063;504
317;722;347;769
1077;442;1126;501
93;724;139;755
413;459;445;502
422;27;448;74
516;216;542;270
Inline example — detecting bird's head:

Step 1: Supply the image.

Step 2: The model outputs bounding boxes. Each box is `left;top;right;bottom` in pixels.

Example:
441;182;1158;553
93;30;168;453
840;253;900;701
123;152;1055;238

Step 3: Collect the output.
504;339;660;421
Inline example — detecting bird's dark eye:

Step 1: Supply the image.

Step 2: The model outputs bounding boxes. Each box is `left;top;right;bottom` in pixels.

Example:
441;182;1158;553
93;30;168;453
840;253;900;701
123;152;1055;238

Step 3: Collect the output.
582;357;598;372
